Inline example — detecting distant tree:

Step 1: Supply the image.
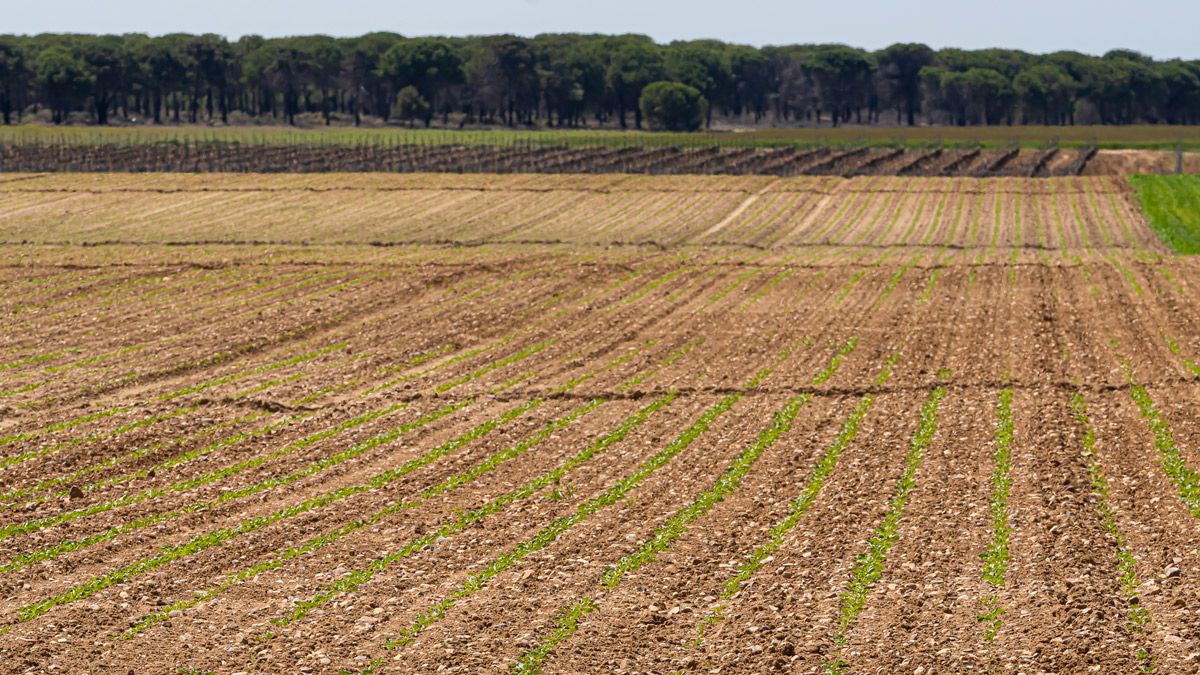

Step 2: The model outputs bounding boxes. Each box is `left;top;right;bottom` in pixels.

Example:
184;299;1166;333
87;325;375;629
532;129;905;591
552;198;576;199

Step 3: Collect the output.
805;46;874;126
342;33;401;124
299;36;343;124
768;46;817;122
876;43;934;125
77;36;126;124
1013;64;1077;124
239;38;277;119
261;41;308;125
663;40;731;127
728;45;772;121
35;45;93;123
963;68;1015;124
921;67;967;125
0;32;1197;130
605;36;663;128
532;34;604;127
378;38;462;126
0;39;31;124
179;34;234;123
1157;60;1200;124
391;85;431;127
139;36;187;123
476;36;539;126
639;80;705;131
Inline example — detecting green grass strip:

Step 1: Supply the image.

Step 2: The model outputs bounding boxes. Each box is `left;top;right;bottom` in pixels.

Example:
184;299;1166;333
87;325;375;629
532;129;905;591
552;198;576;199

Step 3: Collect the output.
1;401;467;574
362;341;499;396
375;343;456;376
1128;175;1200;254
979;388;1014;640
825;385;945;673
44;344;147;374
514;597;598;674
231;373;305;399
618;339;702;393
695;355;898;641
1128;384;1200;517
737;268;794;312
918;267;943;304
0;349;71;371
1070;392;1154;669
278;393;679;627
876;266;909;305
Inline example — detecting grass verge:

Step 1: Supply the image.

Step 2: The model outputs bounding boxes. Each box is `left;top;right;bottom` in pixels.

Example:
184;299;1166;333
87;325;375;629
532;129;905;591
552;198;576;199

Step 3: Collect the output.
1128;175;1200;254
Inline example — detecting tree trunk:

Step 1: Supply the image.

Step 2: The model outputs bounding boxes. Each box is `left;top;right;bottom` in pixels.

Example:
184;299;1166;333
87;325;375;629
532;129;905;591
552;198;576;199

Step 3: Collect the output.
95;94;109;125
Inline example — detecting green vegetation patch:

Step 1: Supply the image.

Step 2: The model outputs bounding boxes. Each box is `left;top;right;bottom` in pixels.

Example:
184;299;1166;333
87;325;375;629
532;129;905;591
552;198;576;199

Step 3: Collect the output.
1129;175;1200;254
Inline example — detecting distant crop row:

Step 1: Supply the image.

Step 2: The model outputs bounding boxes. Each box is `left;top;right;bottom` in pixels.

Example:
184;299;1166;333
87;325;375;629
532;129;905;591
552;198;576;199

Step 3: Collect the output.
0;175;1167;257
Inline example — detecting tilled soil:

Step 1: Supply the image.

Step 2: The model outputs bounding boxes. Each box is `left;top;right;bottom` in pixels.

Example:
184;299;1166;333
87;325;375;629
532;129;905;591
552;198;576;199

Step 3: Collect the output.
2;173;1200;674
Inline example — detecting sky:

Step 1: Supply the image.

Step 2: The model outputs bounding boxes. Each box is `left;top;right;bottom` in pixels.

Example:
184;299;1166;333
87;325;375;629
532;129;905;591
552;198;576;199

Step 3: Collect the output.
8;0;1199;60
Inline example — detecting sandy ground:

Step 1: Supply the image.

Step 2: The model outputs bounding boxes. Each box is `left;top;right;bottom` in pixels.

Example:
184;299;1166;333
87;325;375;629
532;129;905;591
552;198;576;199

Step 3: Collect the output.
1084;149;1200;176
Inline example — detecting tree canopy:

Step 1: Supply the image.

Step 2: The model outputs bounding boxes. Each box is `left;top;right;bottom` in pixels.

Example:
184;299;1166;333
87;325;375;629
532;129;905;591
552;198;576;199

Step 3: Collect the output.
0;32;1197;128
639;80;706;131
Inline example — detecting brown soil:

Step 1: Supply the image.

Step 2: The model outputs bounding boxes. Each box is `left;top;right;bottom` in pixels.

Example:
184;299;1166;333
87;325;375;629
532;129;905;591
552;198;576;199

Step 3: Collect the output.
1084;149;1200;176
1;173;1199;674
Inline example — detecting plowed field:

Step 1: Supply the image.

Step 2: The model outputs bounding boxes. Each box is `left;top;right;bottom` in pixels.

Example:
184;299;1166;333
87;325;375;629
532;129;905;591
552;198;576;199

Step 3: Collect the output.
1;174;1199;674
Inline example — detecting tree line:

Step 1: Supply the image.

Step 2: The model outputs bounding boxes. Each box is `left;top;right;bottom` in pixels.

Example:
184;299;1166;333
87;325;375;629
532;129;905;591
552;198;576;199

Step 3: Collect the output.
1;32;1198;130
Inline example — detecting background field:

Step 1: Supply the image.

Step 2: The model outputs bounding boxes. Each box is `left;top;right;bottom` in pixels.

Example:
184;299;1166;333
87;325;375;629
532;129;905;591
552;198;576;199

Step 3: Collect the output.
5;123;1200;149
2;172;1200;674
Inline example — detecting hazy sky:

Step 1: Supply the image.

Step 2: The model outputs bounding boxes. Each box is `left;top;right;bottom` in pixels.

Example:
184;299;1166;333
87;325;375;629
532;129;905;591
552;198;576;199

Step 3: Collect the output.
9;0;1199;60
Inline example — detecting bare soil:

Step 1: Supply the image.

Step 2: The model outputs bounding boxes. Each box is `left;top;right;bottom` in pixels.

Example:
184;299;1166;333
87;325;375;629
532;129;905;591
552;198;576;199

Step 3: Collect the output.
0;174;1198;674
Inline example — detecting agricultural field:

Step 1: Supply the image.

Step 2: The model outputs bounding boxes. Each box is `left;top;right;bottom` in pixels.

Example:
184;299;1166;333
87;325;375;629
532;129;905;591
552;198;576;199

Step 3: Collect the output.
2;171;1200;674
2;123;1197;176
0;142;1107;176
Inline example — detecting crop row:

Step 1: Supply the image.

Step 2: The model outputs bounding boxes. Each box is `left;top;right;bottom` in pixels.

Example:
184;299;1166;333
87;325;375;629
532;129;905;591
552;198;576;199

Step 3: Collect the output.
7;274;727;633
1069;392;1155;670
823;384;946;673
359;349;797;669
0;176;1159;254
0;143;1098;176
0;332;559;564
511;338;862;673
978;388;1015;640
124;337;702;637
